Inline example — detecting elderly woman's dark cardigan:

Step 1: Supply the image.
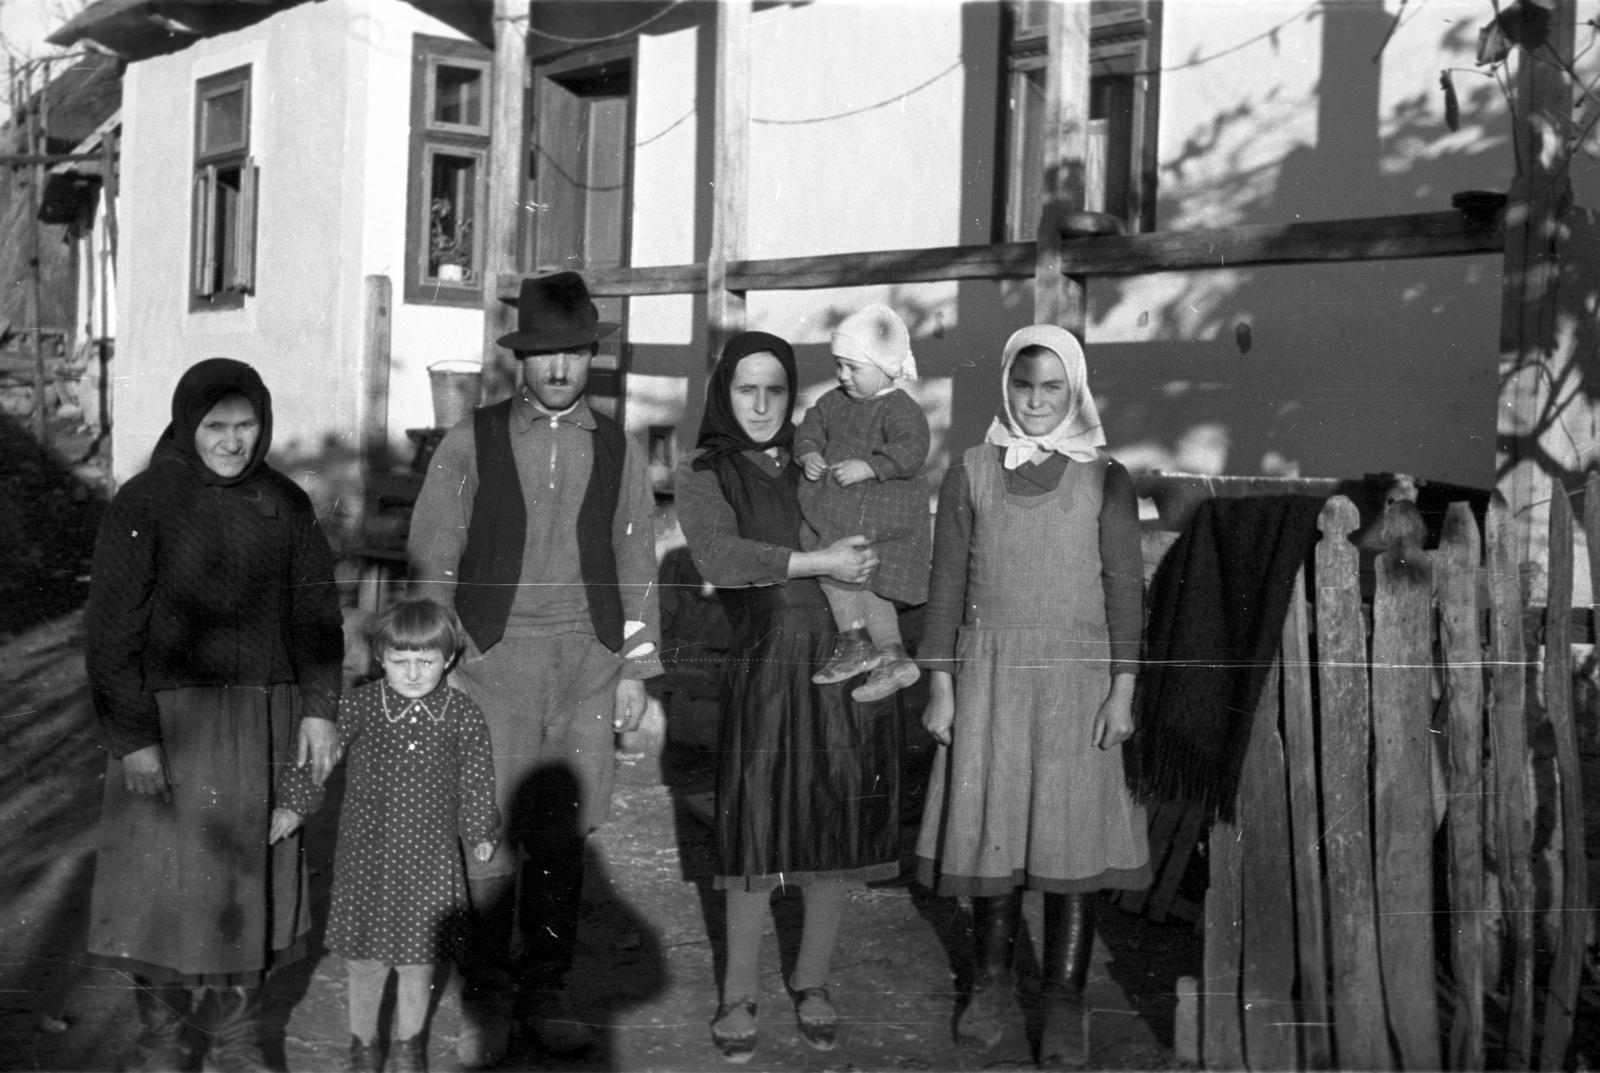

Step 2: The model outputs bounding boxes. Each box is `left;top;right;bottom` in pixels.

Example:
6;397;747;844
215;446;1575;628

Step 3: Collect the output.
85;443;344;758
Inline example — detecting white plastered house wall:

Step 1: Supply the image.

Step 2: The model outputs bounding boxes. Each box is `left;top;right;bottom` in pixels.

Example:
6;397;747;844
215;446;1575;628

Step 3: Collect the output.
110;0;1600;516
111;0;487;509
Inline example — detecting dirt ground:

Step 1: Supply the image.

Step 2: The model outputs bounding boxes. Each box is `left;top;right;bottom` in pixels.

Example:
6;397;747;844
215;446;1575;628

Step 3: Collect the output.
0;604;1199;1073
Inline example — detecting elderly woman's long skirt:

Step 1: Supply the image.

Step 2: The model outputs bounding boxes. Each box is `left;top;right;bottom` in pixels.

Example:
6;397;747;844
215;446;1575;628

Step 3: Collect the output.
713;578;903;892
88;684;311;984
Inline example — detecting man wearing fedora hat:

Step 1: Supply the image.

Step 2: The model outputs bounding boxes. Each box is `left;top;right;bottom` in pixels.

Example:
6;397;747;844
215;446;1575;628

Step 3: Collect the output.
409;271;662;1064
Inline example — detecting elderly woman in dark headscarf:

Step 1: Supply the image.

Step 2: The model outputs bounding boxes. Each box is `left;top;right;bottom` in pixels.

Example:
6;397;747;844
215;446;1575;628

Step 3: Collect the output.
674;331;903;1064
84;358;344;1072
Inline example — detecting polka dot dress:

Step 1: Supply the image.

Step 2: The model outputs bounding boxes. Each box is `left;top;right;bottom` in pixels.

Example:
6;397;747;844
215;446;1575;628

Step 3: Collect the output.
326;679;499;964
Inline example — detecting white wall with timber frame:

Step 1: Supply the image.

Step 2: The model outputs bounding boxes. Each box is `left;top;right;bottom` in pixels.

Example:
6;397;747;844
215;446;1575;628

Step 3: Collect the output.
523;0;1591;498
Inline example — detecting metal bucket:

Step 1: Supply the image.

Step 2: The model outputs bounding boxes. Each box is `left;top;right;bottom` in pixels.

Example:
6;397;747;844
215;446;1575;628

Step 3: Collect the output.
427;360;482;428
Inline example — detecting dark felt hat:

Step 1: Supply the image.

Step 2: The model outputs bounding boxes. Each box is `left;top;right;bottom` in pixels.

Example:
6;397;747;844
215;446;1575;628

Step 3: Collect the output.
496;271;620;351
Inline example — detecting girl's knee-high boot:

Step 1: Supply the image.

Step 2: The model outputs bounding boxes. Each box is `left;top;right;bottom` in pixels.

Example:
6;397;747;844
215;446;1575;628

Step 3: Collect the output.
955;891;1022;1048
132;976;192;1072
1038;892;1096;1068
198;986;271;1073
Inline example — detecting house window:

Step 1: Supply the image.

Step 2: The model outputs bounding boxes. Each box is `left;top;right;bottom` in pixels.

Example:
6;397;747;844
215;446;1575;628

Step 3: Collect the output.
191;65;256;309
405;35;493;307
1000;0;1161;239
527;45;635;419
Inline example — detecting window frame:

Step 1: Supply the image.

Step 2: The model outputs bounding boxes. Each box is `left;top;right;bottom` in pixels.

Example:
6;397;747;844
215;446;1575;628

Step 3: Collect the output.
404;34;495;308
190;64;256;312
998;1;1162;240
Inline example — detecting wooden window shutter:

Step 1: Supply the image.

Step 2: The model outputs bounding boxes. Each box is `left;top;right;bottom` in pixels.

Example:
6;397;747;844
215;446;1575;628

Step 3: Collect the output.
193;166;217;297
233;158;258;292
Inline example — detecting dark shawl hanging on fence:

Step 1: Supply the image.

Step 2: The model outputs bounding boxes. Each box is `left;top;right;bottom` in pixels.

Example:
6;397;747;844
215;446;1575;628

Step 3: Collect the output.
1129;494;1329;824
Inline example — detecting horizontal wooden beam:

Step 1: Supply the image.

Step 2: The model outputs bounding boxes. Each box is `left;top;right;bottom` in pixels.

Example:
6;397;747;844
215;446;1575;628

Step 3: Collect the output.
498;210;1501;300
499;264;706;299
1063;210;1502;276
730;241;1037;290
0;152;113;166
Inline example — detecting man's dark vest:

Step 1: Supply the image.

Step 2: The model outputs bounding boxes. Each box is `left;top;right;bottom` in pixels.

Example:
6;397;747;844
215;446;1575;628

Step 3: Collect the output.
455;399;626;653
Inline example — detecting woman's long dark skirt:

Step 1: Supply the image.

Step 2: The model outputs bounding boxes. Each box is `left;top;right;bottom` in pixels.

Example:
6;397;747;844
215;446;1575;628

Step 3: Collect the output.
88;684;312;985
714;593;902;892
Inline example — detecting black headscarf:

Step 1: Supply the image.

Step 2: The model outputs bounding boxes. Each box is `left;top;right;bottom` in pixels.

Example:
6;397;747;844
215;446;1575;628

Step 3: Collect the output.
693;331;798;471
151;357;275;488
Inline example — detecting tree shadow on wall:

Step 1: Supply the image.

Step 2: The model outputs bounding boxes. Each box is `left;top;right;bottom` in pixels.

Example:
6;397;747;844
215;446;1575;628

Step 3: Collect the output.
1085;2;1550;492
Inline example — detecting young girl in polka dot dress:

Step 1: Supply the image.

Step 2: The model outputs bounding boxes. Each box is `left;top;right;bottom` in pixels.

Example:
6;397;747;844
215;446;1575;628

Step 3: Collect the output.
326;599;500;1073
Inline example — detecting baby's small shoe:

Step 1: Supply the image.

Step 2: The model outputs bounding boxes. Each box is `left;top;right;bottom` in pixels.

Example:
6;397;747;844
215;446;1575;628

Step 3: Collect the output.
850;643;920;703
812;628;884;684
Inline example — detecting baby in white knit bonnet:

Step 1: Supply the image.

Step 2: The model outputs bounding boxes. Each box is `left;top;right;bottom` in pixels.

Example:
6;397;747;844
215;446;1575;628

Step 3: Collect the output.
795;304;932;703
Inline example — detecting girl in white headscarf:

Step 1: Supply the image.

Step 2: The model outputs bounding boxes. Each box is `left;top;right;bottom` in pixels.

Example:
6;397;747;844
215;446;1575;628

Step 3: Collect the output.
914;324;1149;1065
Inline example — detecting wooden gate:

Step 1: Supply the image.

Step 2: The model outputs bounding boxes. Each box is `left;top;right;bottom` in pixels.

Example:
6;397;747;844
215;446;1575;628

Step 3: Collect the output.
1190;487;1593;1071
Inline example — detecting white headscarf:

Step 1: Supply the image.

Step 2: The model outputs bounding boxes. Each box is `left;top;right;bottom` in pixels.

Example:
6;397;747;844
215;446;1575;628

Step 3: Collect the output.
984;324;1104;469
831;304;918;383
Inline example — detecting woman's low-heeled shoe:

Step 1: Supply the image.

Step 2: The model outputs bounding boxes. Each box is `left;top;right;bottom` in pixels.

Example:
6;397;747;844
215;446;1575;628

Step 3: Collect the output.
788;980;839;1051
710;998;758;1064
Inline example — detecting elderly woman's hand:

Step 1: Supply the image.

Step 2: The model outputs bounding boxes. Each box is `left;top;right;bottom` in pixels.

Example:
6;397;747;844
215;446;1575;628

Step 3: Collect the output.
122;744;174;803
297;717;340;786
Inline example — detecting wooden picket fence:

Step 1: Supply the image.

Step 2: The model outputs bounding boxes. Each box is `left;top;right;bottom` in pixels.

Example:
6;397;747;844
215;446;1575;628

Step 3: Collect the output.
1188;487;1594;1071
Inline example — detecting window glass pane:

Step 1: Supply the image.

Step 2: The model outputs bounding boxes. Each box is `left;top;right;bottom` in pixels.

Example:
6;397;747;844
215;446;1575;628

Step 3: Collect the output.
202;86;247;155
434;64;483;127
1091;75;1134;221
1013;0;1049;38
216;166;242;288
1091;0;1145;20
1010;66;1045;240
428;152;478;281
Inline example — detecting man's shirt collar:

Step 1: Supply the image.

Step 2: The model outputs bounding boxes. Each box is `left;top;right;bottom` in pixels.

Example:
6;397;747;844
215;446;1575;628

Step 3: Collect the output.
513;388;596;433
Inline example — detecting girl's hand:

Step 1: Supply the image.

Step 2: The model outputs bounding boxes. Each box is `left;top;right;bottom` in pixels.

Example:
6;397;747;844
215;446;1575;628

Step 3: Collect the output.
800;453;828;481
473;842;496;863
122;744;174;803
830;459;875;487
269;808;302;844
613;678;648;732
1093;674;1137;750
922;671;955;746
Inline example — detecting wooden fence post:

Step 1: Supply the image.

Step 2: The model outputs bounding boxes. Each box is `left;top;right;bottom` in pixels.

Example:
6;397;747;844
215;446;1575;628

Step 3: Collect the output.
1314;497;1392;1070
1203;814;1244;1070
360;276;393;478
1488;492;1535;1069
1438;501;1485;1072
1238;663;1296;1070
1281;568;1331;1069
1539;481;1586;1070
1371;519;1441;1070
